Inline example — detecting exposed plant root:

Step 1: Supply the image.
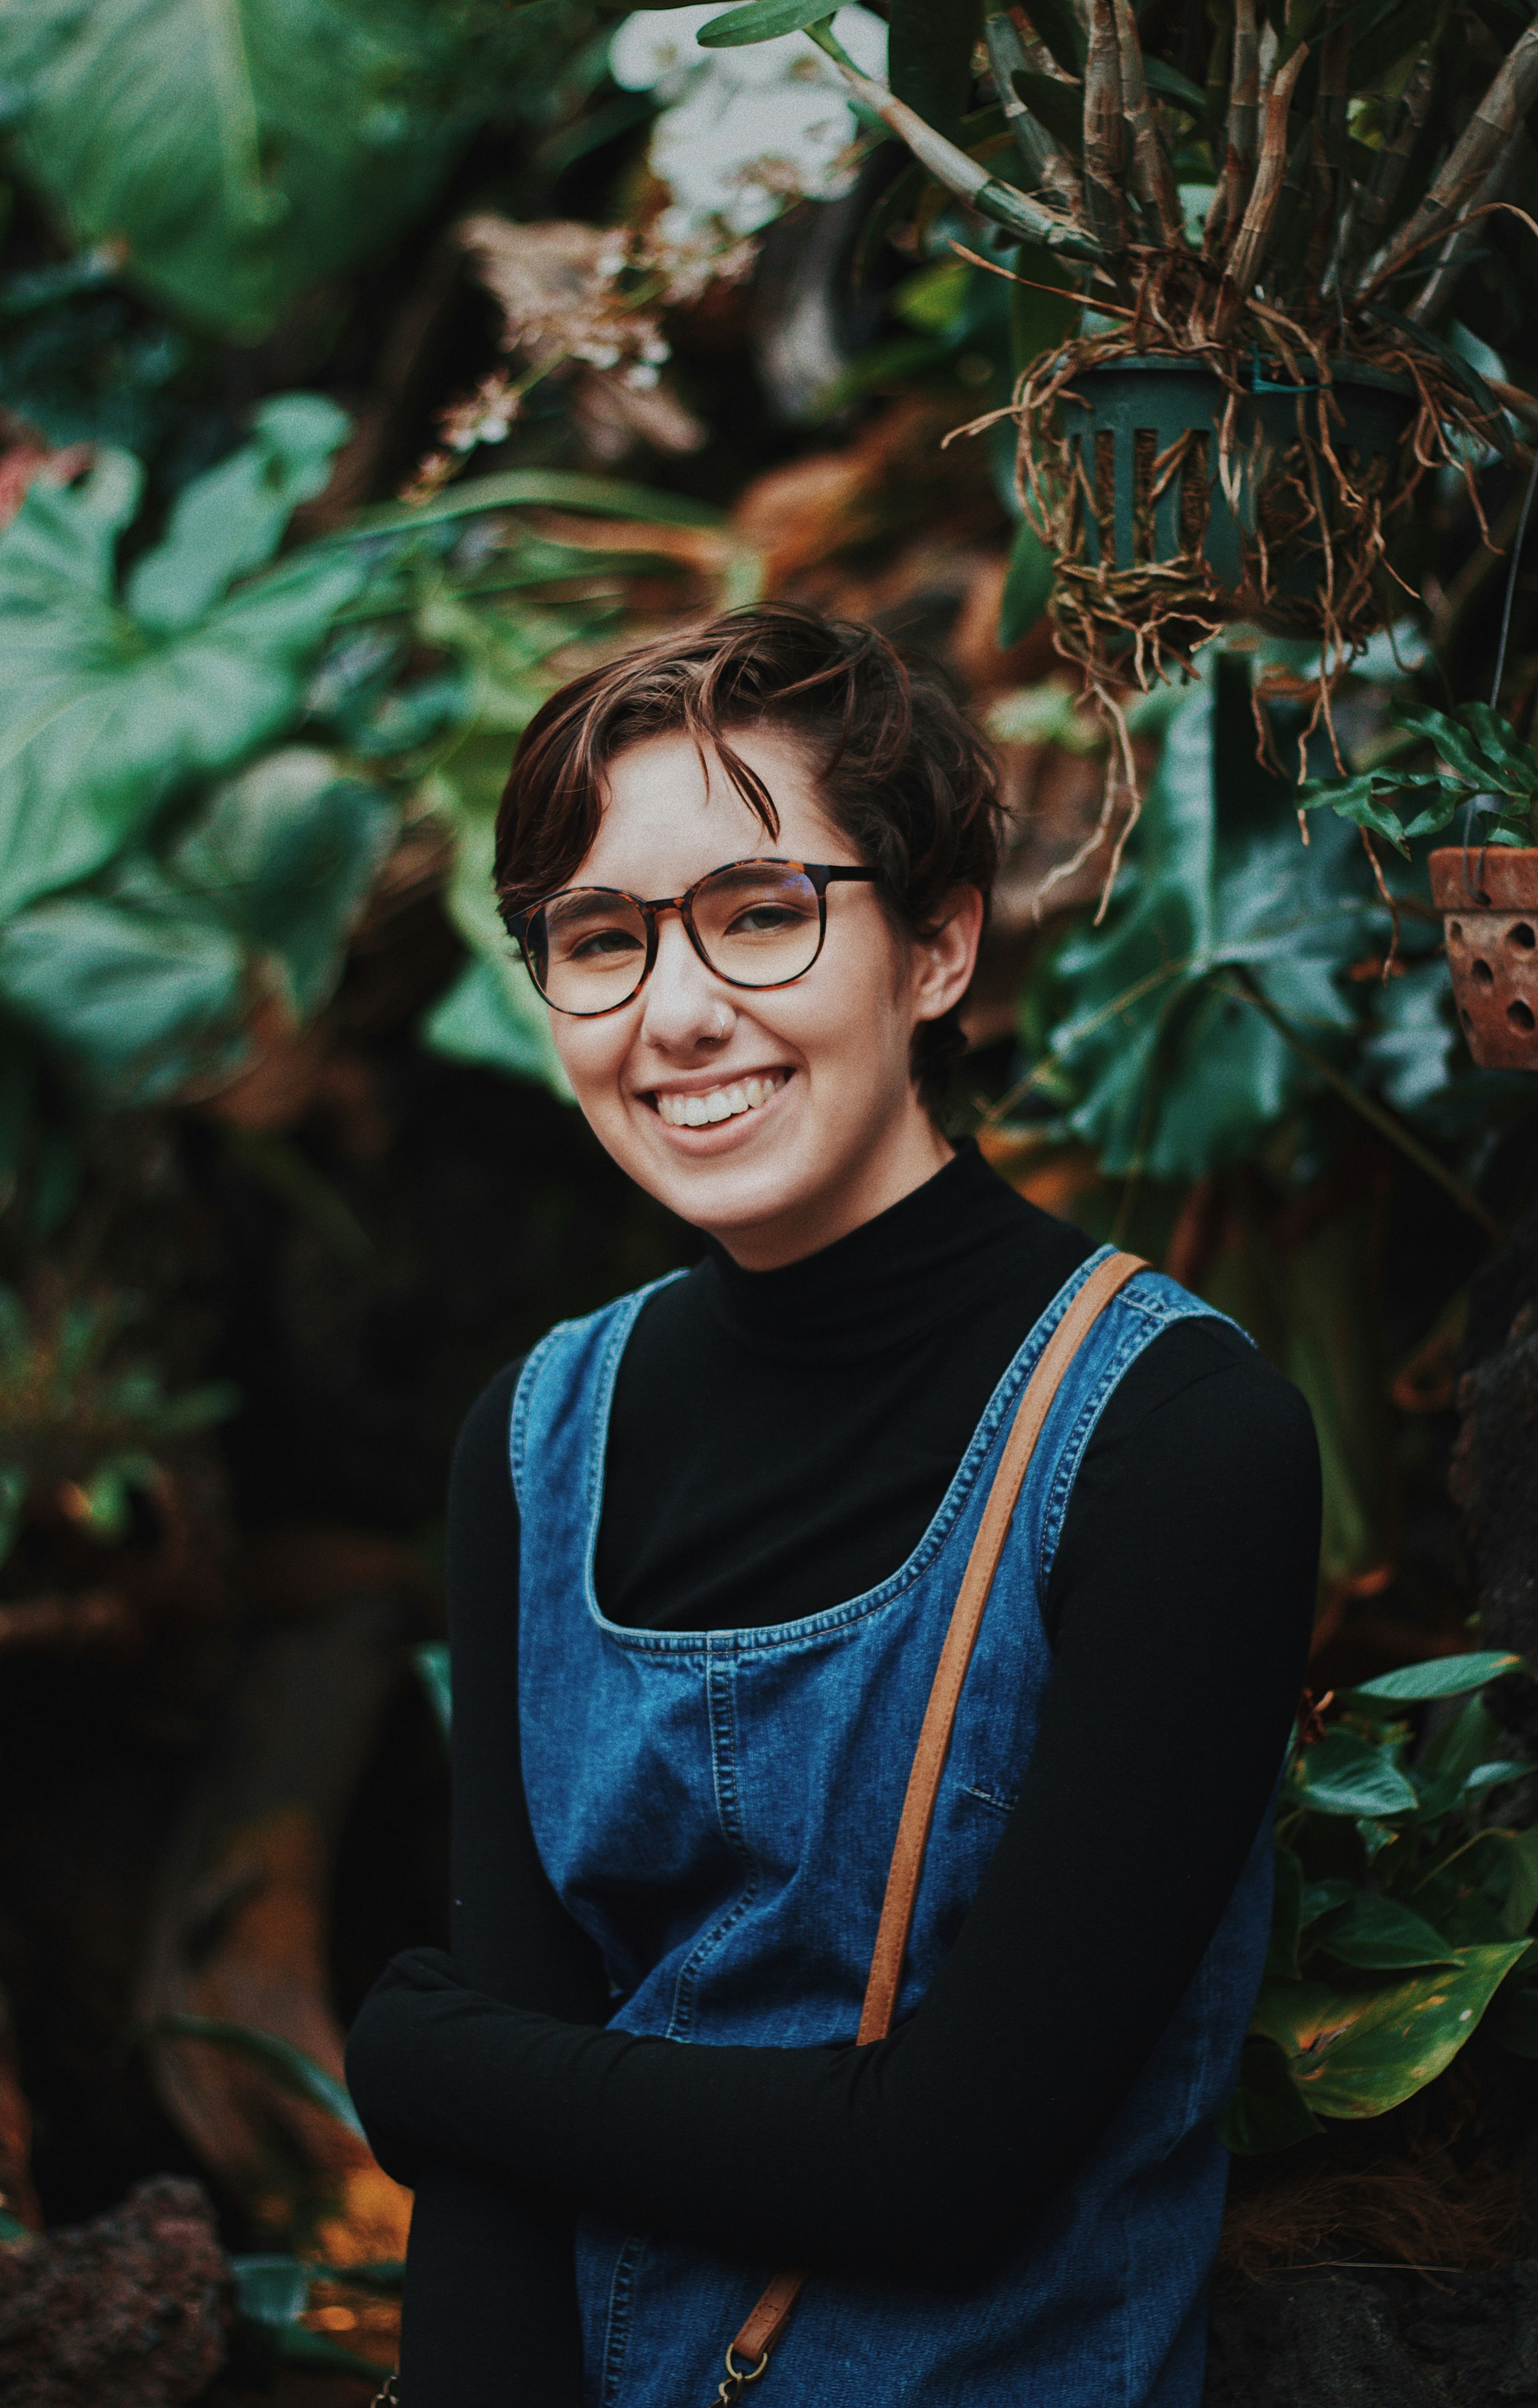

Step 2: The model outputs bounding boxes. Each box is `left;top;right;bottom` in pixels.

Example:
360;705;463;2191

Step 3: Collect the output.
1218;2147;1528;2281
993;253;1511;887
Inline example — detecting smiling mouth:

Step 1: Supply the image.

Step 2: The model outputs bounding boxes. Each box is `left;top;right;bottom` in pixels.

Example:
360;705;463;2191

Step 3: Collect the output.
652;1072;789;1129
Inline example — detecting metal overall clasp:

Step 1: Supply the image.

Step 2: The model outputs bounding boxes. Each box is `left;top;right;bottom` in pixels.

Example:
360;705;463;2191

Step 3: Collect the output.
714;2342;771;2404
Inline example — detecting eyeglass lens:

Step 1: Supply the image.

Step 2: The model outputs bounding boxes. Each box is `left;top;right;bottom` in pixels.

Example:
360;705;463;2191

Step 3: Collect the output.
530;863;824;1013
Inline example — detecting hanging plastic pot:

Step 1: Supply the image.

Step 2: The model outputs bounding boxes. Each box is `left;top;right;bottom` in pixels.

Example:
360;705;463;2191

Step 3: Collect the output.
1016;350;1420;696
1059;356;1413;604
1430;847;1538;1069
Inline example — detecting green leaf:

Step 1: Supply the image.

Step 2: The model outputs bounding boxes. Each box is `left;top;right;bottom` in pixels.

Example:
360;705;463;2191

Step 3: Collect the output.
1250;1944;1532;2116
423;957;570;1093
998;520;1054;645
1217;2035;1325;2153
1300;1876;1354;1926
1291;1727;1419;1818
423;755;573;1099
231;2255;311;2327
1142;57;1212;116
697;0;836;44
1267;1844;1305;1979
0;434;366;920
143;2014;367;2140
1347;1651;1524;1704
1397;708;1538;801
1315;1891;1461;1970
414;1641;451;1744
1453;702;1538;793
1011;69;1085;160
1501;1825;1538;1938
0;885;247;1106
347;470;725;544
127;396;351;633
890;0;978;149
0;0;521;339
1297;769;1464;857
1023;659;1372;1182
169;748;395;1018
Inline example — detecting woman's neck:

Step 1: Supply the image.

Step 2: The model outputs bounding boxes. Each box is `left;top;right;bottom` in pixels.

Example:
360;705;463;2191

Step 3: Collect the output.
705;1105;954;1273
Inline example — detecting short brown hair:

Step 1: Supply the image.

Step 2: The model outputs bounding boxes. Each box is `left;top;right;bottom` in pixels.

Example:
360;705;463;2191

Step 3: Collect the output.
494;604;1004;1116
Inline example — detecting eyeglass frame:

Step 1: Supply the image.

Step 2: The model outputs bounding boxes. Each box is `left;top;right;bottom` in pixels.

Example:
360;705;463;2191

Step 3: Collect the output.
511;857;881;1018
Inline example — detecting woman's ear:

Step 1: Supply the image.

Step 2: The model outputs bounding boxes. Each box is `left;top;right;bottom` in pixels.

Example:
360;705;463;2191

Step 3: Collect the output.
911;886;985;1025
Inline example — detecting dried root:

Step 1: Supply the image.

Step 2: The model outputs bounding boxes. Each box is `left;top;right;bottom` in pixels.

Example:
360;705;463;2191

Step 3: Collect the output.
1001;260;1510;830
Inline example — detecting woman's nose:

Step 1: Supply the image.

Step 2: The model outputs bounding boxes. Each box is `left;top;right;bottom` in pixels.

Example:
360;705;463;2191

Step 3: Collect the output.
638;913;735;1050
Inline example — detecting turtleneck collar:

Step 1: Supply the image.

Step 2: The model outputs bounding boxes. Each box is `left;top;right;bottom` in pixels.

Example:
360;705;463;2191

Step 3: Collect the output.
700;1140;1032;1365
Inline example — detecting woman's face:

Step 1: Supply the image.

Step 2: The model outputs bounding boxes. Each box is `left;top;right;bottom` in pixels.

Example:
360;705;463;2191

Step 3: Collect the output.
545;727;982;1269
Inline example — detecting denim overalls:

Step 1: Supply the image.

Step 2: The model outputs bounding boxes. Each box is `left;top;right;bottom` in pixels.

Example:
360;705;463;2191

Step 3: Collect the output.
513;1247;1275;2408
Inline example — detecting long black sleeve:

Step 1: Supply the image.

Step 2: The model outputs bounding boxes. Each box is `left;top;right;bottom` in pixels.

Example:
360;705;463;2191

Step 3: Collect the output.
350;1342;1318;2292
384;1363;609;2408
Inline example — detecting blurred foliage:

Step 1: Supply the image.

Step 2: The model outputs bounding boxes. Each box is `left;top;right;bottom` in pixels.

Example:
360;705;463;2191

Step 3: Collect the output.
1005;649;1461;1182
0;0;587;340
0;1284;235;1564
1224;1652;1538;2154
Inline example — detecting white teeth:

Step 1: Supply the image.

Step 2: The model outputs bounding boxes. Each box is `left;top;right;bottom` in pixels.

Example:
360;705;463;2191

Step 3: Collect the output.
656;1072;784;1127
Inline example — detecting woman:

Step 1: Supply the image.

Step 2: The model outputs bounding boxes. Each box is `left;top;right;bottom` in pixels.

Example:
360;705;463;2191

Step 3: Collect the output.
347;604;1319;2408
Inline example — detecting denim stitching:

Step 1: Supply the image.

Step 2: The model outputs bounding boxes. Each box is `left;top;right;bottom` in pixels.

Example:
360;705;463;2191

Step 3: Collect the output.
661;1634;762;2041
598;2235;643;2408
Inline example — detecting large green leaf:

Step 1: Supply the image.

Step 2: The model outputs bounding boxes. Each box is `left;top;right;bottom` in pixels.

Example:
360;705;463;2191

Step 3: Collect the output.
128;396;350;632
1289;1727;1418;1818
1315;1891;1460;1971
0;881;247;1106
1217;2035;1324;2153
1250;1945;1532;2116
1025;657;1375;1180
1346;1651;1523;1706
0;0;517;338
169;747;395;1017
0;411;363;920
420;750;573;1100
890;0;978;149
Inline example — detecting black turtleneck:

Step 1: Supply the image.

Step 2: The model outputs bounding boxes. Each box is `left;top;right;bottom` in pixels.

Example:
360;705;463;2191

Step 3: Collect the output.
347;1146;1320;2408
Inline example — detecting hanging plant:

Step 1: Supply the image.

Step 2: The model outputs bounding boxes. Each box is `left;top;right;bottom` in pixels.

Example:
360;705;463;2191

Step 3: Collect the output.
695;0;1537;881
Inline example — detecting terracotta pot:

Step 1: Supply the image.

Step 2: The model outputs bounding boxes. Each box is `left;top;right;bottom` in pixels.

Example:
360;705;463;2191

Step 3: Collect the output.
1430;847;1538;1068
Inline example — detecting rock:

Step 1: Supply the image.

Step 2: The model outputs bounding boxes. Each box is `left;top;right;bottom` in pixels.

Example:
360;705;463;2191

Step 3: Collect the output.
0;2176;227;2406
1402;2264;1538;2402
1205;2272;1445;2406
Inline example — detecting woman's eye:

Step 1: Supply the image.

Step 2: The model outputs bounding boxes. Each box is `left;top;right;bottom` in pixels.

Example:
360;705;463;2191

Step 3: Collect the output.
729;905;803;935
567;927;643;962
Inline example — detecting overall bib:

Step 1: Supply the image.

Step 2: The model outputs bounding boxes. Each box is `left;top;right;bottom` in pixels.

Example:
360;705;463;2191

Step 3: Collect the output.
513;1247;1275;2408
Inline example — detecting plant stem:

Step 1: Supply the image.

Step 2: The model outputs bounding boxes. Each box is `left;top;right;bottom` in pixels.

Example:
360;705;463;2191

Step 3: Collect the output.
1358;22;1538;301
807;22;1104;260
1216;971;1504;1240
1218;43;1309;315
1082;0;1131;255
1205;0;1258;259
1113;0;1185;247
983;11;1083;217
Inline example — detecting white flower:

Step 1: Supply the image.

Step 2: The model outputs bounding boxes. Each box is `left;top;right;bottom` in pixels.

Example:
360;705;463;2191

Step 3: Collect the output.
610;5;887;241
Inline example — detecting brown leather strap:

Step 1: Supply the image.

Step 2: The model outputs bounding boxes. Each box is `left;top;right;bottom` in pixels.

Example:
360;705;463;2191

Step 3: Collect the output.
720;1252;1148;2393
